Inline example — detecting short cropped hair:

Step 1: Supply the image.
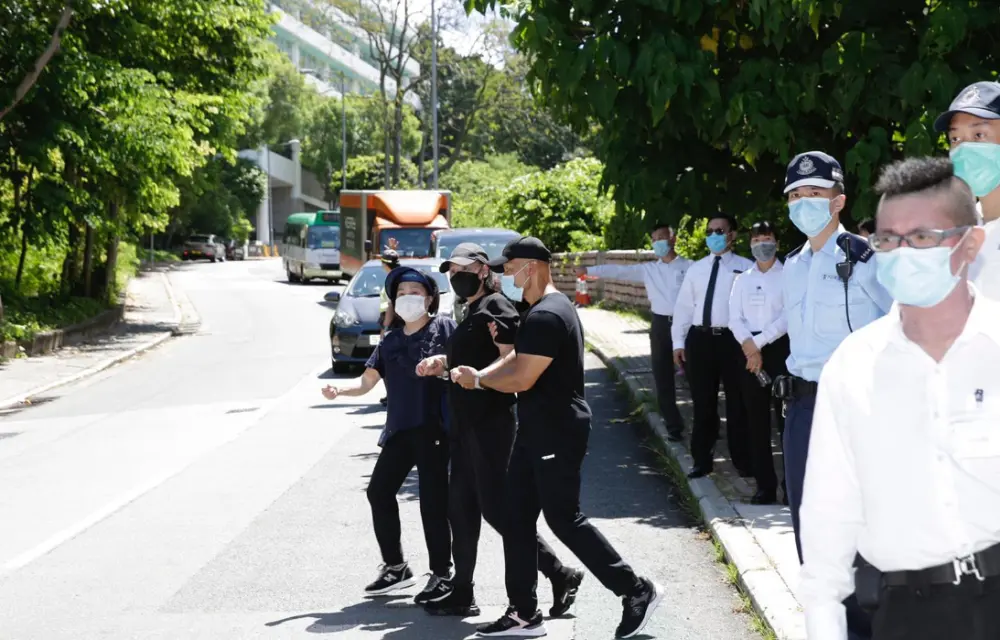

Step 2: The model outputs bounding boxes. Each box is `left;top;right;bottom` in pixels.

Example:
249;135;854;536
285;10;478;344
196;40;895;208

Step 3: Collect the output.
750;221;776;238
874;157;977;227
708;213;737;232
651;222;674;234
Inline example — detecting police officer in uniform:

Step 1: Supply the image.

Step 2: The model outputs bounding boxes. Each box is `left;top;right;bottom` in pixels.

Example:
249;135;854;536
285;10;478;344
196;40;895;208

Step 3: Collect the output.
934;81;1000;299
778;151;893;640
799;157;994;640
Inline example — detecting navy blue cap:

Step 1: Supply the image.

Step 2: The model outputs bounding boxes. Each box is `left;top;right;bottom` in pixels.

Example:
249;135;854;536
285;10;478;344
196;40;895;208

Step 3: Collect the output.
385;266;438;300
783;151;844;194
934;81;1000;133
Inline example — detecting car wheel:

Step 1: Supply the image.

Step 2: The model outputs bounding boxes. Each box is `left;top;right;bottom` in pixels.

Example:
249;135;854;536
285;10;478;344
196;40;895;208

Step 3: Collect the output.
333;361;350;375
287;269;300;283
210;257;217;263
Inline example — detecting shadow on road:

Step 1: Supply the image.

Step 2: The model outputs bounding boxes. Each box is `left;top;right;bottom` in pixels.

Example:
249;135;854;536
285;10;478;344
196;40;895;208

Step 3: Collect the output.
265;597;479;638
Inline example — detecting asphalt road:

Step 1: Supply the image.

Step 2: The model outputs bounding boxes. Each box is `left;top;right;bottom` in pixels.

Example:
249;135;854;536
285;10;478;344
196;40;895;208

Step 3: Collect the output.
0;259;758;640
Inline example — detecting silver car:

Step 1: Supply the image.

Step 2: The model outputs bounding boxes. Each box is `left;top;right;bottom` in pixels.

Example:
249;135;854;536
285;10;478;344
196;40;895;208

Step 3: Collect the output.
182;234;226;263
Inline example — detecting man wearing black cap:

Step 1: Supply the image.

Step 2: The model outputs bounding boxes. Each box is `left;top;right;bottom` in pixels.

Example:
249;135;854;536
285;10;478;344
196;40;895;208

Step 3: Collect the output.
415;243;583;619
779;151;892;640
451;236;662;639
934;80;1000;300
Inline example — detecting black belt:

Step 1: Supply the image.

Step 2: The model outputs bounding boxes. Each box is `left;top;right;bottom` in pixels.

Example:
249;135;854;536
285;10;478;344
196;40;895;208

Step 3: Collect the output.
690;325;730;336
871;543;1000;588
773;375;818;401
652;314;673;321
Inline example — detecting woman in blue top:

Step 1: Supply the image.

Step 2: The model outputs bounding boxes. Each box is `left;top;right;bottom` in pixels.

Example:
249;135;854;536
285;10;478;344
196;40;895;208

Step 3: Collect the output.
322;267;456;604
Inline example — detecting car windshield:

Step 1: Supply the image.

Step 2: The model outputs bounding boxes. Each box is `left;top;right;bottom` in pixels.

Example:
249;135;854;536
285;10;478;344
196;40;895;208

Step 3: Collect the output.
307;225;340;249
188;235;211;244
437;234;517;261
348;265;451;298
379;228;434;258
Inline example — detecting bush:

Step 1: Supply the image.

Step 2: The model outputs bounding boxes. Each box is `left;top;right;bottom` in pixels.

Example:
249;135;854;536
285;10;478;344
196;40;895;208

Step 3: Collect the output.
333;154;419;198
440;154;533;228
498;157;613;252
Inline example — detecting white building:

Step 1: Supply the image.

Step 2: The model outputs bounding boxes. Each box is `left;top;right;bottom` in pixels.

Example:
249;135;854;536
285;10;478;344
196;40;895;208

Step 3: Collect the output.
245;0;423;244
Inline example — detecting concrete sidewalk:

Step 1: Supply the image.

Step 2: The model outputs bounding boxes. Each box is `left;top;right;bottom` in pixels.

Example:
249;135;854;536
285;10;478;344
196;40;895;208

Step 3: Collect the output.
579;306;805;640
0;269;197;411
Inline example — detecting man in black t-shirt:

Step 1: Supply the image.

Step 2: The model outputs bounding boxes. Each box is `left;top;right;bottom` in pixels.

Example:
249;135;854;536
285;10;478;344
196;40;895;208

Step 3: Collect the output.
451;237;664;639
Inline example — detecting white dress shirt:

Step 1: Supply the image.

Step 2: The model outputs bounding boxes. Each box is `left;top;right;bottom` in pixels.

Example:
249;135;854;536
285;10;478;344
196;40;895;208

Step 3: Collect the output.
586;257;692;316
672;251;754;349
728;261;787;349
799;287;1000;640
970;217;1000;301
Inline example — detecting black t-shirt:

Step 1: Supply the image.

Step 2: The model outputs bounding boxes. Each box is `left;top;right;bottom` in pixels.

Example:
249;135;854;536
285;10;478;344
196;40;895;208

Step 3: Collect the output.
446;292;519;427
514;292;592;447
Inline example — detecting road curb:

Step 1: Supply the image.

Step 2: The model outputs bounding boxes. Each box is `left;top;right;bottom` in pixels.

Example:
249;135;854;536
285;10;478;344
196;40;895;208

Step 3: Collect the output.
162;270;201;335
0;331;174;411
587;341;806;640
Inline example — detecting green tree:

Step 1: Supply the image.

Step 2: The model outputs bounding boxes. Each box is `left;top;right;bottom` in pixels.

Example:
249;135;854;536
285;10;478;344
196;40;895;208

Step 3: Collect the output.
440;153;532;227
468;0;1000;246
335;153;419;198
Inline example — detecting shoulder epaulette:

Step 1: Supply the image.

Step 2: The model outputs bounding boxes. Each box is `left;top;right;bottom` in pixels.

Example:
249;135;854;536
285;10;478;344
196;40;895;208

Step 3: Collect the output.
785;242;806;259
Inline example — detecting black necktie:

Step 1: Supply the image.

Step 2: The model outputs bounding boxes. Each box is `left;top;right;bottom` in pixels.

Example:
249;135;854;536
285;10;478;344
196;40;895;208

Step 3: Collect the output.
702;256;721;327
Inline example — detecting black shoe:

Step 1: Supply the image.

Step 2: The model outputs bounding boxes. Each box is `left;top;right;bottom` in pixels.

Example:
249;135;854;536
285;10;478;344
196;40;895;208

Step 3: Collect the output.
476;607;547;637
549;568;584;617
364;563;416;596
750;489;778;505
425;582;480;617
616;578;664;638
687;465;712;479
414;573;453;605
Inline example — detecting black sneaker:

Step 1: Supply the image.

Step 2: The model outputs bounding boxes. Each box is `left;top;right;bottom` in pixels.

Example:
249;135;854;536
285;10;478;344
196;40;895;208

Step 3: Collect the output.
476;607;547;637
425;582;480;617
364;563;416;596
615;578;664;638
414;573;453;605
549;568;584;617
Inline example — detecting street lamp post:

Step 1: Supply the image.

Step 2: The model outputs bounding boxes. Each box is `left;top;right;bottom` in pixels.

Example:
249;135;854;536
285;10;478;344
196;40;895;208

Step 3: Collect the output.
431;0;439;188
341;72;347;190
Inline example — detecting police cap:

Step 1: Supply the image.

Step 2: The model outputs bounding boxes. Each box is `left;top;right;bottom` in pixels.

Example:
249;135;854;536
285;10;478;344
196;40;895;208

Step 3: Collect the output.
784;151;844;194
933;81;1000;133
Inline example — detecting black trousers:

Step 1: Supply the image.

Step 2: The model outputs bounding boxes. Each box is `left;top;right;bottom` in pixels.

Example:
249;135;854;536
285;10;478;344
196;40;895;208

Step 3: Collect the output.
738;335;789;493
504;432;641;615
449;407;566;587
871;578;1000;640
367;426;452;577
684;327;749;471
650;314;684;433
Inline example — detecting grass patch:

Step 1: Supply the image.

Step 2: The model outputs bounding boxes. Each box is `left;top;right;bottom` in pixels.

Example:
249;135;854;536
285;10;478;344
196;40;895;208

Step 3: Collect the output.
595;298;653;324
150;249;180;263
593;343;777;640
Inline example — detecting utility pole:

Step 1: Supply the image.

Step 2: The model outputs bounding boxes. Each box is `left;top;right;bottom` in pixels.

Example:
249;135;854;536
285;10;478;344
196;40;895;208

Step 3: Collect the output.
431;0;439;188
265;144;273;252
341;72;347;190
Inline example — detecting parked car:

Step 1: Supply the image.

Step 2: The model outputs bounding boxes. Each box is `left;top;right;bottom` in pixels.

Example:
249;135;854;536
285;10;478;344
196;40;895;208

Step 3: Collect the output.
327;258;454;374
224;239;247;261
182;234;226;262
431;227;520;262
431;227;520;323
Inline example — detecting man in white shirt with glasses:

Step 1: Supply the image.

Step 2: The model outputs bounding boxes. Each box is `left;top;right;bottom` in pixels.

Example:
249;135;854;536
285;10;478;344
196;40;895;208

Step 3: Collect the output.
799;157;998;640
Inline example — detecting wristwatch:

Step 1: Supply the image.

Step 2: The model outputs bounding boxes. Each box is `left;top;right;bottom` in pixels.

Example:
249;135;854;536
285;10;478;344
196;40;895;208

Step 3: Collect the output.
473;373;483;390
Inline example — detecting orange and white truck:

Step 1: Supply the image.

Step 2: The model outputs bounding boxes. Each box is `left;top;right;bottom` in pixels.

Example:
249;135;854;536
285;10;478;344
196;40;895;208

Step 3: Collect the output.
338;190;452;278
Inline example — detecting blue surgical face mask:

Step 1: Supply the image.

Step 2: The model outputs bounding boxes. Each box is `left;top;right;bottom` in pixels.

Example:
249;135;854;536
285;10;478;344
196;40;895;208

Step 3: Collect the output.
652;240;671;257
875;233;969;308
501;264;529;302
788;197;833;237
951;142;1000;198
705;233;728;254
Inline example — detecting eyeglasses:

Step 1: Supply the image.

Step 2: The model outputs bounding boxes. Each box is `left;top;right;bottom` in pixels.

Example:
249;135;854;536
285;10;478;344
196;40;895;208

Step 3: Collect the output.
870;226;971;251
706;228;729;235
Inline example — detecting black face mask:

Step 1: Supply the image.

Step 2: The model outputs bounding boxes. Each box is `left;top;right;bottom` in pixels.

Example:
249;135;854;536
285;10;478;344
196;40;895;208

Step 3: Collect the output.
450;271;482;300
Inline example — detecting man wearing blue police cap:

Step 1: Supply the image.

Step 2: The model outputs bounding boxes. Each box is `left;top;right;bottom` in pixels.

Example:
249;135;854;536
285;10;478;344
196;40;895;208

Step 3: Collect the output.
779;151;893;639
934;81;1000;300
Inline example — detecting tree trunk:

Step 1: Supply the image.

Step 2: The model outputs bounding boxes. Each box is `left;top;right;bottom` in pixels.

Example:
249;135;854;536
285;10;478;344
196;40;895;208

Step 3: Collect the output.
15;225;28;291
62;221;80;296
0;5;74;122
392;95;404;185
102;201;120;303
83;223;94;298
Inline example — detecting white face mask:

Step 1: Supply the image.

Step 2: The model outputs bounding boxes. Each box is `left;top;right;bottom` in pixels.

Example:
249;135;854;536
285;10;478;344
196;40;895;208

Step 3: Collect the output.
394;294;428;322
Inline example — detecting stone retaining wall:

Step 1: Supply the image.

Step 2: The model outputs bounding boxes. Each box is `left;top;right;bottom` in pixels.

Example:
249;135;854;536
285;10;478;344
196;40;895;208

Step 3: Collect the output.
550;249;658;310
1;305;124;359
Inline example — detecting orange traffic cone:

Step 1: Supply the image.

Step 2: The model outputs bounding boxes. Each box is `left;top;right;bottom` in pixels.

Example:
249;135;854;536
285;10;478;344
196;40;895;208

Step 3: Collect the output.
575;274;592;307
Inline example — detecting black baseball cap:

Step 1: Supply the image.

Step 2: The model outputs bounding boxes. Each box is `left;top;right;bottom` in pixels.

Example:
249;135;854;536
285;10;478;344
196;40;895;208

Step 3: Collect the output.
934;81;1000;133
488;236;551;272
438;242;488;272
381;249;400;267
783;151;844;194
